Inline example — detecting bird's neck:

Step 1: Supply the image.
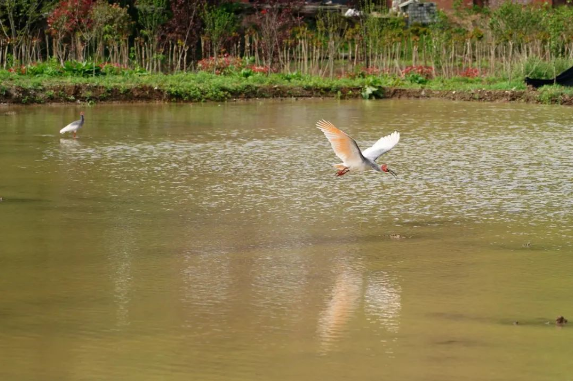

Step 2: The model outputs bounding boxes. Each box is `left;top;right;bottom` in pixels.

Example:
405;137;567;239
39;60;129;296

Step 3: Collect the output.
368;161;381;172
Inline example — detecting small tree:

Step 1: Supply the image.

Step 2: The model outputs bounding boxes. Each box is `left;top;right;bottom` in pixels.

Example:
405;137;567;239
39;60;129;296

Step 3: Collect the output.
0;0;43;65
164;0;205;71
201;3;236;65
317;10;348;78
248;0;302;73
90;1;131;64
47;0;95;63
135;0;168;71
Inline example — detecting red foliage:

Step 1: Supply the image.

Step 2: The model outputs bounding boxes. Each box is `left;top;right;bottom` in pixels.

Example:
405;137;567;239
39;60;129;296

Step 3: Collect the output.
196;56;275;75
459;67;480;78
47;0;94;35
249;65;271;74
8;66;27;74
402;65;434;79
197;54;244;74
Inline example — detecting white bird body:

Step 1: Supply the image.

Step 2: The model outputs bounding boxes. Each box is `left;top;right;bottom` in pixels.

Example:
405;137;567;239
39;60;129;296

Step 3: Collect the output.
316;120;400;177
60;112;84;138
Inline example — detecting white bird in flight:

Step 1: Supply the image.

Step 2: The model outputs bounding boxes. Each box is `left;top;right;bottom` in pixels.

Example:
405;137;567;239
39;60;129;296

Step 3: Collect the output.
60;111;84;138
317;120;400;177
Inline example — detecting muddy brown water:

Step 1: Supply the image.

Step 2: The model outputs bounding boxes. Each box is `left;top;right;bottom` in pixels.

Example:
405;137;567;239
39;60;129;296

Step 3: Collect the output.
1;99;572;381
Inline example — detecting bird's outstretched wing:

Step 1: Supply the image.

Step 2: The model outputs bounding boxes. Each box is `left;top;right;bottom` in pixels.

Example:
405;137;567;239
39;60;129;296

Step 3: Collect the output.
316;120;365;167
362;131;400;162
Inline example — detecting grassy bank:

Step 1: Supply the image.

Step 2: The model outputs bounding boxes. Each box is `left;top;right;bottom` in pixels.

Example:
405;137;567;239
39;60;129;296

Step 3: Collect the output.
2;70;573;105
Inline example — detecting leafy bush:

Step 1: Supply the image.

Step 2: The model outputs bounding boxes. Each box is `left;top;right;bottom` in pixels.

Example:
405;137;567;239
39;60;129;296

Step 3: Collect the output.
4;60;147;77
403;65;434;84
459;68;480;78
279;72;303;82
537;85;565;104
361;77;384;99
403;65;434;79
90;1;132;45
240;68;254;78
8;66;27;75
100;62;128;75
197;55;244;75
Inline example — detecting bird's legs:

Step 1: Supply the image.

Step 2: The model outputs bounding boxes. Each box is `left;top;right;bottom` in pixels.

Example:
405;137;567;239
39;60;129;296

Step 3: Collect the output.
336;168;349;177
73;131;77;139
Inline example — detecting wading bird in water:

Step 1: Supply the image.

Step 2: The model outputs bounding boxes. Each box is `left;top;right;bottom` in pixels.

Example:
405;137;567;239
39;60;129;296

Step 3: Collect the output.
60;111;85;138
316;120;399;177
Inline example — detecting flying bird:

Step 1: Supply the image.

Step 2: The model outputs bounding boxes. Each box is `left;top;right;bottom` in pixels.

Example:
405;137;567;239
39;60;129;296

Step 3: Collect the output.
60;111;85;138
316;120;399;177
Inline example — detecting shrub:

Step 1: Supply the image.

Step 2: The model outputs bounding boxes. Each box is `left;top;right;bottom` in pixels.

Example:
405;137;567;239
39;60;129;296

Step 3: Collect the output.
197;55;243;74
403;65;434;84
100;62;128;75
279;71;303;81
460;68;480;78
403;65;434;79
249;65;271;74
361;77;384;99
62;60;102;76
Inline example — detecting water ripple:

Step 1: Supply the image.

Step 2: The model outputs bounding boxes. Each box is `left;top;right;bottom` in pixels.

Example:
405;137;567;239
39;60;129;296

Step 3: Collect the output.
41;110;573;233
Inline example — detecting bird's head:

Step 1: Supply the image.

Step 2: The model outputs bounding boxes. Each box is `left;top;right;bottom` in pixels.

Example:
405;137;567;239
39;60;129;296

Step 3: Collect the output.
381;164;397;177
80;111;84;116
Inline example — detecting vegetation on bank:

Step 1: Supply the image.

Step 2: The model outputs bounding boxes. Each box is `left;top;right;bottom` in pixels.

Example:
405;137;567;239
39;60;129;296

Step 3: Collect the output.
3;60;573;105
4;0;573;106
2;0;573;82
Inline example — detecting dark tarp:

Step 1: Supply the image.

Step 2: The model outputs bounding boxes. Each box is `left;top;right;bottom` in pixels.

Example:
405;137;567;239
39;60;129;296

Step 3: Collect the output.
525;66;573;88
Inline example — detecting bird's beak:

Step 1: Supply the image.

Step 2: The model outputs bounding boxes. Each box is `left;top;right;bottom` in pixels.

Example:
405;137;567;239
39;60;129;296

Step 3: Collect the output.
387;168;397;177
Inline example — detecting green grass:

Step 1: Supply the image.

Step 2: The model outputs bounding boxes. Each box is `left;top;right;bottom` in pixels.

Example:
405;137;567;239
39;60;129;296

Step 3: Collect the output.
0;69;568;103
0;70;525;89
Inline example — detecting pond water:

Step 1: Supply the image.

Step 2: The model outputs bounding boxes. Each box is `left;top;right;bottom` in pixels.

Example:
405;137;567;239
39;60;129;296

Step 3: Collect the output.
1;99;572;381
